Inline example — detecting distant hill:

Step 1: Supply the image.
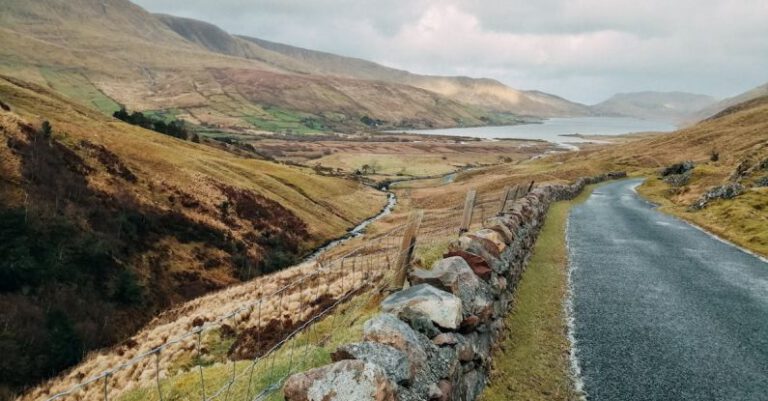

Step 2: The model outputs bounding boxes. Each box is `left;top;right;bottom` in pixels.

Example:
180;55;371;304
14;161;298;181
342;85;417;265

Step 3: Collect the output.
0;0;590;135
237;36;592;117
690;82;768;122
592;91;717;124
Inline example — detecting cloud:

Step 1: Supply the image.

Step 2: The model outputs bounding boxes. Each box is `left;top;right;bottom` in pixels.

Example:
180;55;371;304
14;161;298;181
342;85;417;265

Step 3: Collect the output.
133;0;768;103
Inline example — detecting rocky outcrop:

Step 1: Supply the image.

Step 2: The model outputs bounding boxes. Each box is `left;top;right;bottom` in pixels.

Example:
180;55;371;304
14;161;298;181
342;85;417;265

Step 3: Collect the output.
660;161;695;177
664;171;691;187
690;182;745;210
283;173;625;401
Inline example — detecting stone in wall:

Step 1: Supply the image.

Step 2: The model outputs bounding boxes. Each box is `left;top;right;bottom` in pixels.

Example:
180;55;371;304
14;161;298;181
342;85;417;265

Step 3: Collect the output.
283;360;396;401
381;284;463;330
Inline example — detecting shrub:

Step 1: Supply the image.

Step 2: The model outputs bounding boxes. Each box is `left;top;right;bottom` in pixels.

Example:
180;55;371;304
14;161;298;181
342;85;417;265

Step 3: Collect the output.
111;269;144;306
710;150;720;162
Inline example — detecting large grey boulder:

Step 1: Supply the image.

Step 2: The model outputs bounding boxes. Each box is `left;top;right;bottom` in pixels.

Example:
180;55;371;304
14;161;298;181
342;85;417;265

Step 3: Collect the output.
283;360;396;401
409;257;480;308
332;342;412;385
381;284;463;329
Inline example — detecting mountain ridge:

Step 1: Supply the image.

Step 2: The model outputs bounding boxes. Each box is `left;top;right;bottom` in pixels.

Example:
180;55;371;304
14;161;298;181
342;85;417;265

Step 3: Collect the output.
592;91;718;124
0;0;591;135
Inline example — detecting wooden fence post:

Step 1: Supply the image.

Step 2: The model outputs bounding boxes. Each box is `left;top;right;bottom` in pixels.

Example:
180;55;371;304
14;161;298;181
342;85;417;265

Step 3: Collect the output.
459;189;477;235
527;180;535;194
391;210;423;290
497;185;514;216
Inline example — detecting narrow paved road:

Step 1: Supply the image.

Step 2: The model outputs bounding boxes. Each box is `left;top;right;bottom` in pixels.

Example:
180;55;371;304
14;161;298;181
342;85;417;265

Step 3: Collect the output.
568;179;768;401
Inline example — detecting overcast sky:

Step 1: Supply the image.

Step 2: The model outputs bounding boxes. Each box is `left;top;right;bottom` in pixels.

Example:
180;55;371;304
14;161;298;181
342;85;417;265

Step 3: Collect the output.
134;0;767;104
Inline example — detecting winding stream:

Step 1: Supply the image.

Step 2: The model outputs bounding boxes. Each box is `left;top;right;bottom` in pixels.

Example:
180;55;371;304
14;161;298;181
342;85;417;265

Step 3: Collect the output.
302;191;397;261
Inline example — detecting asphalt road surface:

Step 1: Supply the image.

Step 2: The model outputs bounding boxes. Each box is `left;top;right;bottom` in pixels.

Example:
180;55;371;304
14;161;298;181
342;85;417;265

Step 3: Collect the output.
568;179;768;401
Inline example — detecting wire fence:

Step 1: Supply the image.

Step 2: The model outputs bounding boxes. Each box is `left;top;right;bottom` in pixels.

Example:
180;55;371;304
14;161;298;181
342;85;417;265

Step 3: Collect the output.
34;181;533;401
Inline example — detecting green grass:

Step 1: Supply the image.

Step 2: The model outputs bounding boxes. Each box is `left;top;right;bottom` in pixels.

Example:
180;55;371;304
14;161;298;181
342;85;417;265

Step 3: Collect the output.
479;185;598;401
142;109;183;123
415;240;451;269
637;177;768;257
243;106;326;134
38;67;120;115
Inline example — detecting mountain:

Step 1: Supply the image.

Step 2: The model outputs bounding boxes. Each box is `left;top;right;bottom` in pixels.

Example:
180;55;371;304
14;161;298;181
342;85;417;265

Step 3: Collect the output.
592;91;718;124
0;75;385;396
690;82;768;122
0;0;590;136
236;35;592;117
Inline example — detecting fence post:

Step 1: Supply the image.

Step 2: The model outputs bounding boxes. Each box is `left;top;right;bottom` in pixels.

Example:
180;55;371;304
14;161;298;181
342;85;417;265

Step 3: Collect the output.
391;210;423;290
527;180;535;194
497;186;513;216
459;189;477;235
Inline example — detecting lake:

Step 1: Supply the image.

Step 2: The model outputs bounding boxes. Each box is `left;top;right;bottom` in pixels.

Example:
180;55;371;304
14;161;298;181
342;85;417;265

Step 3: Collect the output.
395;117;676;148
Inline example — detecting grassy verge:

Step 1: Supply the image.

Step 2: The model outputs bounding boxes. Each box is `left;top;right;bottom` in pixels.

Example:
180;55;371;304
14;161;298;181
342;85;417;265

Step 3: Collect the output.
479;185;598;401
637;176;768;258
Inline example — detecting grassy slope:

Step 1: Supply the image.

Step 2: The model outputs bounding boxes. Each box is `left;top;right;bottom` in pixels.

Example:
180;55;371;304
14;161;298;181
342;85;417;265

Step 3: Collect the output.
479;185;596;401
0;75;385;396
0;76;385;242
0;0;496;132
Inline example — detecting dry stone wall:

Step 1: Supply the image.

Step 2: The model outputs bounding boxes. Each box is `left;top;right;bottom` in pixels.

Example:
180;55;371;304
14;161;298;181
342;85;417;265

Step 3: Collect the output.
282;172;626;401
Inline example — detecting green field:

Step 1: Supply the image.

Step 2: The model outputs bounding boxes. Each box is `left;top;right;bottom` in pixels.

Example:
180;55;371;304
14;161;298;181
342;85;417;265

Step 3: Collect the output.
39;67;121;115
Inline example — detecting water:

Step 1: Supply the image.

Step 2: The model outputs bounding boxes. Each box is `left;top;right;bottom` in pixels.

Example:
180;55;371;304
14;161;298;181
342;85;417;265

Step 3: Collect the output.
396;117;676;148
302;191;397;261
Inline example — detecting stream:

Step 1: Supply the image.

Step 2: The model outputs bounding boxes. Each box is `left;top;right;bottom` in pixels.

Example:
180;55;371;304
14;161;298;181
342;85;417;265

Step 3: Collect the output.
302;190;397;262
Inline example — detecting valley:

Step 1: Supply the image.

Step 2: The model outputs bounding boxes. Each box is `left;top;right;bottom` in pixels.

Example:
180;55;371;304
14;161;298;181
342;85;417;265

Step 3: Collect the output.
0;1;766;401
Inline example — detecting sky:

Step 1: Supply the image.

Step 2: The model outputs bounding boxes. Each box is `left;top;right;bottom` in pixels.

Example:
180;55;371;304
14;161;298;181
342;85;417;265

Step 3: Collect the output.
133;0;768;104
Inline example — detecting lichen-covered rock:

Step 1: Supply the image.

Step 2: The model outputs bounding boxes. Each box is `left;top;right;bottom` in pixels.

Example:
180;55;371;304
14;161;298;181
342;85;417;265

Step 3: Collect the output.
363;314;428;371
473;229;507;252
660;161;695;177
460;369;485;401
663;171;691;187
381;284;463;329
483;217;515;244
283;360;396;401
432;333;459;346
443;250;492;280
397;308;441;338
409;257;481;311
455;235;502;265
755;175;768;187
690;182;744;210
331;342;412;385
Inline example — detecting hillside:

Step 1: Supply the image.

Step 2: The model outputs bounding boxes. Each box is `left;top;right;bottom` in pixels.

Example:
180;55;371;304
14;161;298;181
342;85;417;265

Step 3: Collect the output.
0;0;592;136
593;91;717;124
0;75;385;396
0;0;583;133
238;35;592;117
690;82;768;122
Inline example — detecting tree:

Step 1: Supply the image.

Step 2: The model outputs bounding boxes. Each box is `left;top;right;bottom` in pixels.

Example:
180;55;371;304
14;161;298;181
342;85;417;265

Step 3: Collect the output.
40;120;53;139
45;310;83;372
112;269;144;305
113;107;130;121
